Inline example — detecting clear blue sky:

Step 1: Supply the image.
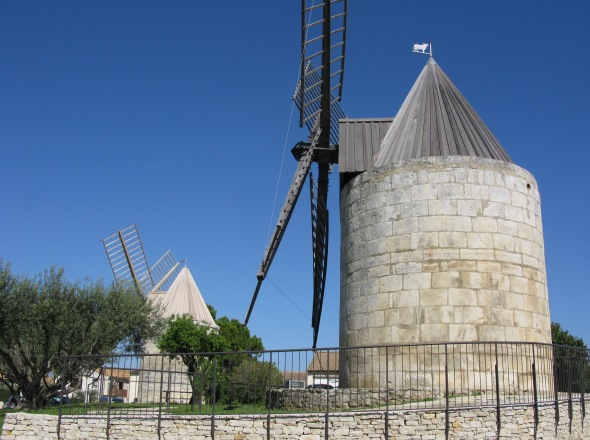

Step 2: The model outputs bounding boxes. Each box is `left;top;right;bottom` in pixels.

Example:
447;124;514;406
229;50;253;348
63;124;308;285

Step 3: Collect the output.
1;1;589;350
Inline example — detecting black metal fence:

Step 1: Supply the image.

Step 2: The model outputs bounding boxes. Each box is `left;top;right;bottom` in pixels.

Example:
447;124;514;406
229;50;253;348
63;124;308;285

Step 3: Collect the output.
58;342;589;425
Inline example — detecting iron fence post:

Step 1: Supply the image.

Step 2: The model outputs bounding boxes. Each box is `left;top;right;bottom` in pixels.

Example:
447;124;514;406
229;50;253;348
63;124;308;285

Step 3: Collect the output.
325;350;330;440
211;355;217;440
190;370;194;413
267;352;272;440
495;343;500;439
568;351;573;425
106;376;113;440
581;349;586;419
167;362;172;414
57;356;67;440
445;344;449;440
156;355;165;439
385;346;389;440
553;346;560;427
532;345;538;439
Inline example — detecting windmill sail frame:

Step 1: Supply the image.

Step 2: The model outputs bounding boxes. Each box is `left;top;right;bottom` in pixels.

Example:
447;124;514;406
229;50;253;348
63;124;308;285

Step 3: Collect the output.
293;61;346;146
245;1;348;348
102;224;153;295
244;128;323;326
102;225;181;296
299;0;347;135
310;172;329;347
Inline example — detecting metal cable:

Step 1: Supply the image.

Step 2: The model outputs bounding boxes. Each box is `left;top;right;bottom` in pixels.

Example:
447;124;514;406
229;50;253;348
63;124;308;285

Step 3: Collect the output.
267;276;311;322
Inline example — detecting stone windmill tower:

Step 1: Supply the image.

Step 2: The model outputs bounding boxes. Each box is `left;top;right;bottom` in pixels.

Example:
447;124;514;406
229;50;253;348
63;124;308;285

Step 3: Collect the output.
338;52;552;386
242;1;550;363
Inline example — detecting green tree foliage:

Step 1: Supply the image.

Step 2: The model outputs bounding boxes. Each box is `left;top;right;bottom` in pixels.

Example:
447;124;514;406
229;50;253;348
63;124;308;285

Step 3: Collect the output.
217;317;263;353
207;304;217;320
157;313;264;357
551;322;589;393
157;311;267;406
227;357;283;406
157;315;228;355
157;315;228;404
551;322;587;348
0;262;161;409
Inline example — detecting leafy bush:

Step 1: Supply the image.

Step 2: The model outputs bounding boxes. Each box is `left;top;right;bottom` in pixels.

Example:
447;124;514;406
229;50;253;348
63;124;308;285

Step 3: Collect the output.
226;358;283;406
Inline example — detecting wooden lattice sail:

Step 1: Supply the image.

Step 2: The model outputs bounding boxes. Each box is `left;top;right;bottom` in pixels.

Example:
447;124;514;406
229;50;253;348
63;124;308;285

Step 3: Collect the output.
101;224;180;296
245;0;348;348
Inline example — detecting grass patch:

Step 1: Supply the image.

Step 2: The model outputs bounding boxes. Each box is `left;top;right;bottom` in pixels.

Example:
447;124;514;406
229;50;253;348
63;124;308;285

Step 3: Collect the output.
33;402;272;417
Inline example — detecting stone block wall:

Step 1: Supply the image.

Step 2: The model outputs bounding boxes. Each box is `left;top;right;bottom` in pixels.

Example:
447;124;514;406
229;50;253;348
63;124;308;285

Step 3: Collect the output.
268;386;439;411
339;156;551;389
2;400;588;439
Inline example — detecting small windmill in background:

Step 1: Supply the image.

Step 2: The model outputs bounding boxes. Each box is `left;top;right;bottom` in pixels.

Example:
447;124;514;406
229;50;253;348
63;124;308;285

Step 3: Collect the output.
101;224;181;295
244;0;348;348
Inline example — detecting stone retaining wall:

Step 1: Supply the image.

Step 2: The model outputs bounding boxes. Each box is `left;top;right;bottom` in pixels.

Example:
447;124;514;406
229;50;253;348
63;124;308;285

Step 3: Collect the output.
268;387;439;411
2;400;588;439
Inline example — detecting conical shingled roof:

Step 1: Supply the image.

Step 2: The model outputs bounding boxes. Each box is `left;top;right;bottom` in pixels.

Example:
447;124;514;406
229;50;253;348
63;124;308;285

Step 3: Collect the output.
149;267;219;329
374;57;512;167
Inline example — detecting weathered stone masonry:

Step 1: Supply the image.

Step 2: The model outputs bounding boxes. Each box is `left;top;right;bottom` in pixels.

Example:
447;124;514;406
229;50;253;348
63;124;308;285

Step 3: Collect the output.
2;400;588;439
340;156;550;347
339;156;552;389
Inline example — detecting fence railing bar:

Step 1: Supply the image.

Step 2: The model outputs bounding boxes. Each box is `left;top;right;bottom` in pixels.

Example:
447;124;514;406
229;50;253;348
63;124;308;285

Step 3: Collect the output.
56;341;590;432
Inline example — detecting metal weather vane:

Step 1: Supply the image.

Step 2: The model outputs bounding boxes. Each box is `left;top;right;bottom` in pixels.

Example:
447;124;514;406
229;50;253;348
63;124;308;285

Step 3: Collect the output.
412;41;432;56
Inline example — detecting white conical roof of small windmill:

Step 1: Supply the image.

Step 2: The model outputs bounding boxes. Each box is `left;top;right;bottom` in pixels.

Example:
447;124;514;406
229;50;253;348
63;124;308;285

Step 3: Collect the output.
151;267;219;329
374;57;512;167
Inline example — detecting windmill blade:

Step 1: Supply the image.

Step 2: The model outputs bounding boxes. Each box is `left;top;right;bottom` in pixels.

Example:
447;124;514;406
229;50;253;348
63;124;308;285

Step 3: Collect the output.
293;61;347;145
102;224;154;295
148;250;181;294
299;0;347;134
244;128;322;325
246;2;348;345
310;168;329;348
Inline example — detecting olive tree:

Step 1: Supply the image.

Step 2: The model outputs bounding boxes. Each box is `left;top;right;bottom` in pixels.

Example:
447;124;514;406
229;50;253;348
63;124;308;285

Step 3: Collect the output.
0;262;162;409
